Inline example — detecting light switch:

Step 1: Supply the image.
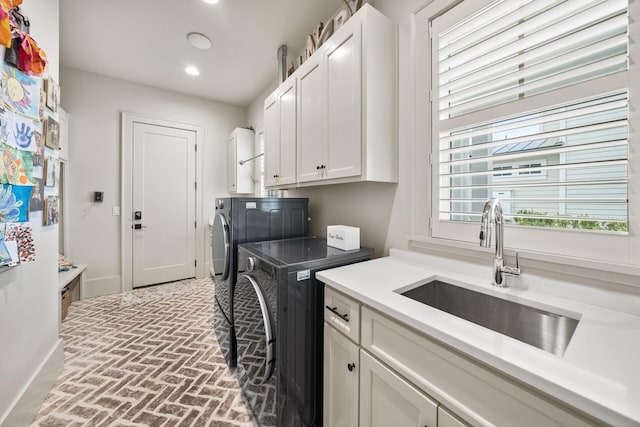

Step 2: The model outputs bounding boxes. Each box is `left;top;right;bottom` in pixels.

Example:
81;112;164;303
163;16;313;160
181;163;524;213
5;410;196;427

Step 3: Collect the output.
112;206;120;216
94;191;103;202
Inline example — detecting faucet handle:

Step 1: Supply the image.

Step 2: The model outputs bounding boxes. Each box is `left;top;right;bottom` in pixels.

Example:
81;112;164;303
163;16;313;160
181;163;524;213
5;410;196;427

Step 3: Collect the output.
504;252;521;277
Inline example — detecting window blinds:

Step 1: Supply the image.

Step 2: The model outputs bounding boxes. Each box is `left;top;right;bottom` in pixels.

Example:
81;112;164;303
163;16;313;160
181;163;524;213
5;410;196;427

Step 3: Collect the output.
433;0;629;232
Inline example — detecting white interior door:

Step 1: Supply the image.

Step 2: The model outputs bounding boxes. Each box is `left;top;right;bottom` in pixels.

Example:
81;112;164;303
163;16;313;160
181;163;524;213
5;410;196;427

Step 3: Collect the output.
132;122;196;288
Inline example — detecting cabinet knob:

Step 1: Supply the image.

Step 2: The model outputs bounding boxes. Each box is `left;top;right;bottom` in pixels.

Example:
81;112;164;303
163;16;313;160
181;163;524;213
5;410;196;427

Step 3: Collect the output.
347;363;356;372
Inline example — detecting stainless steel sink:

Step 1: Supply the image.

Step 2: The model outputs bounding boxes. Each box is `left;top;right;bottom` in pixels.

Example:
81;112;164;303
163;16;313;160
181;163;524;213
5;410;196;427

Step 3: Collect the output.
400;280;579;356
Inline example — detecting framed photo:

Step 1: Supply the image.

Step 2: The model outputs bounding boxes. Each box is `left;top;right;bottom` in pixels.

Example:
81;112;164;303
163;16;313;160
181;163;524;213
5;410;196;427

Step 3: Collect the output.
44;116;60;150
44;195;59;226
45;77;59;112
44;156;58;187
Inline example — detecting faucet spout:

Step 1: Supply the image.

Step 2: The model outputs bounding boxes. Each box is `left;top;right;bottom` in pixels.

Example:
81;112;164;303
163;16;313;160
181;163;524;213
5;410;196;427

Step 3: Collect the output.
479;198;521;287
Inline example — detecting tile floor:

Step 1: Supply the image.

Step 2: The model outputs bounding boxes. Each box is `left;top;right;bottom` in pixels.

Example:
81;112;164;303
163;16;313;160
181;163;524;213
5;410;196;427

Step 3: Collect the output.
32;278;255;427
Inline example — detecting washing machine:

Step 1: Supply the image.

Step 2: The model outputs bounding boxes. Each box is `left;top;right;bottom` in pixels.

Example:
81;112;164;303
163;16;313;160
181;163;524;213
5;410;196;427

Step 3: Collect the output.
234;237;372;426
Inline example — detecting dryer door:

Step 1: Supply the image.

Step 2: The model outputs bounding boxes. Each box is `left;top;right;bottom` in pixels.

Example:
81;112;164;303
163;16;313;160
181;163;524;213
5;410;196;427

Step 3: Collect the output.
235;273;276;384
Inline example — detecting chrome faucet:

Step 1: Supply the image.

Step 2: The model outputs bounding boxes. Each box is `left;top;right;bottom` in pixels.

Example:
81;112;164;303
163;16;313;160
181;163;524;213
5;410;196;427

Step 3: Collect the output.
479;198;521;287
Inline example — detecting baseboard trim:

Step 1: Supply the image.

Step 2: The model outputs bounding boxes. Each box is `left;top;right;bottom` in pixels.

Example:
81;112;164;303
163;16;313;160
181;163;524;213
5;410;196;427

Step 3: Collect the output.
81;275;121;299
0;339;64;427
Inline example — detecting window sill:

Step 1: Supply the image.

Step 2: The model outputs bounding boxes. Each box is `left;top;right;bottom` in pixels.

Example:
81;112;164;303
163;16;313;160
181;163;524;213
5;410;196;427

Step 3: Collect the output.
407;234;640;289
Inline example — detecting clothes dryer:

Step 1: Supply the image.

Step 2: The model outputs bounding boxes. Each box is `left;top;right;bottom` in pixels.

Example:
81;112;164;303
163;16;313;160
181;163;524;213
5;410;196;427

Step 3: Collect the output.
211;197;309;368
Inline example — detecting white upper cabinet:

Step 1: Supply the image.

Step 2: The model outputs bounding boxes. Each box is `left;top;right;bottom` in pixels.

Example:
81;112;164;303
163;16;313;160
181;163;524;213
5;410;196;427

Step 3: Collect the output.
297;53;325;183
227;127;254;194
264;4;396;188
264;78;297;188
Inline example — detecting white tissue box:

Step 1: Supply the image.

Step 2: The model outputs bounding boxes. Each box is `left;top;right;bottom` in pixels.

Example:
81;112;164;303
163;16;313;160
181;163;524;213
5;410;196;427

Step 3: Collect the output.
327;225;360;251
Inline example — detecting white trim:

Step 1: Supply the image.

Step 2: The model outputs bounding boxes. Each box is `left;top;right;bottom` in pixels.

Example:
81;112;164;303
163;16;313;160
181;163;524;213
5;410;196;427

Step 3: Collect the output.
414;0;637;267
407;235;640;288
121;112;205;293
0;340;64;426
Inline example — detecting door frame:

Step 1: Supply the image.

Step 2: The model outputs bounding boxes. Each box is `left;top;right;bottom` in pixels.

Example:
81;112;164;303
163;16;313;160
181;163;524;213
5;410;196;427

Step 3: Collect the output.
121;112;205;292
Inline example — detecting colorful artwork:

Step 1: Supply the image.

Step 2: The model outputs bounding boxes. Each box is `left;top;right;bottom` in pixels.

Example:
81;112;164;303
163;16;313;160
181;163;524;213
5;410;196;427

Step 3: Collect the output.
0;183;32;222
0;233;12;265
44;195;58;225
0;144;36;185
44;116;59;149
3;223;36;263
2;65;41;120
3;114;39;152
29;177;43;211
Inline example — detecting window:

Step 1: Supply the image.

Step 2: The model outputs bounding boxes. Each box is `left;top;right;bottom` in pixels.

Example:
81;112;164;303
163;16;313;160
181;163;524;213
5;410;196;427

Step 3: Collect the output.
414;0;638;265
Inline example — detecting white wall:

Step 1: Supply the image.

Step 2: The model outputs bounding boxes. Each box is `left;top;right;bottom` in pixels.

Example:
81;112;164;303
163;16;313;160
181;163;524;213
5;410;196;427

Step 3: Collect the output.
246;0;419;257
60;67;246;298
0;0;61;424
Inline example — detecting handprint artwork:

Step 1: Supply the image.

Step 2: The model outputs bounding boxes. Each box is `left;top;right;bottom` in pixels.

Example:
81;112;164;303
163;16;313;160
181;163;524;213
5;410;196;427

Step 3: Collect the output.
2;114;38;151
13;121;35;149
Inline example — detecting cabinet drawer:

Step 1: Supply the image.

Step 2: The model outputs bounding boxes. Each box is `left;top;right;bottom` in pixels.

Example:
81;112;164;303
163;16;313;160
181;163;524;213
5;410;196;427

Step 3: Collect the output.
324;287;361;344
361;307;599;427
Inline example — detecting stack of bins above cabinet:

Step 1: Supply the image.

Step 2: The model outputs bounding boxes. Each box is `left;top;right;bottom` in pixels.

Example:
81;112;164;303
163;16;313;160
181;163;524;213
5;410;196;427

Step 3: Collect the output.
228;127;255;194
264;78;297;188
264;4;396;189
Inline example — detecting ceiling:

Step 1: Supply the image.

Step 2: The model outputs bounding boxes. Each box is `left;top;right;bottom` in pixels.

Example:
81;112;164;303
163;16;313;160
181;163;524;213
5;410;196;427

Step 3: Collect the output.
59;0;344;107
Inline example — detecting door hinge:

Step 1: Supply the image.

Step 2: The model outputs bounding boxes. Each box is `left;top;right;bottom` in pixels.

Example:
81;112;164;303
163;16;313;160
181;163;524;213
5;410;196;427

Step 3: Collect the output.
195;145;197;152
195;220;197;228
195;260;197;267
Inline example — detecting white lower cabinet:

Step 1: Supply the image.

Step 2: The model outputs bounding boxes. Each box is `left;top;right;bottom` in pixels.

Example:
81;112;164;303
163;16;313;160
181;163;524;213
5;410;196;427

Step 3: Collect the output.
324;324;359;427
359;350;438;427
323;286;598;427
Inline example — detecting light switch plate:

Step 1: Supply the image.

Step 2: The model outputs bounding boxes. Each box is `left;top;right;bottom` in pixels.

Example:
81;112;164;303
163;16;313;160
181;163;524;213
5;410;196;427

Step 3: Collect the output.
112;206;120;216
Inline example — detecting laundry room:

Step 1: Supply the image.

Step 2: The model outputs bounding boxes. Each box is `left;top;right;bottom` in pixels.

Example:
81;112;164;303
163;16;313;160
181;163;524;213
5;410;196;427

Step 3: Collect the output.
2;1;640;427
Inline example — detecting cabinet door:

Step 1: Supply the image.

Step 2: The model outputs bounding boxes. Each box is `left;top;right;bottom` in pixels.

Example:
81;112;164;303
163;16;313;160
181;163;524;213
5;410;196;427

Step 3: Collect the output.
324;23;362;180
264;93;280;187
298;54;326;183
324;323;359;427
278;79;297;185
439;407;470;427
227;133;237;192
360;350;438;427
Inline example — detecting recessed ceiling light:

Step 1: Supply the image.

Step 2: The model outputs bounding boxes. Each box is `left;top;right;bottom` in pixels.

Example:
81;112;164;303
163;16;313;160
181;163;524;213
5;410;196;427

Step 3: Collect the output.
203;0;219;4
185;66;200;76
187;32;212;50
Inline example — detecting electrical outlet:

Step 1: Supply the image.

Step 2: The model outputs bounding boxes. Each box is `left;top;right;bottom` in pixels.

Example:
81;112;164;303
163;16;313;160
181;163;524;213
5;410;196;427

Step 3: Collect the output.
112;206;120;216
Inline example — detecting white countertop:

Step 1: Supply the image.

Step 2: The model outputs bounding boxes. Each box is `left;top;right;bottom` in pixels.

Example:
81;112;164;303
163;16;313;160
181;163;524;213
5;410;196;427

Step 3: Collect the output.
317;250;640;427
